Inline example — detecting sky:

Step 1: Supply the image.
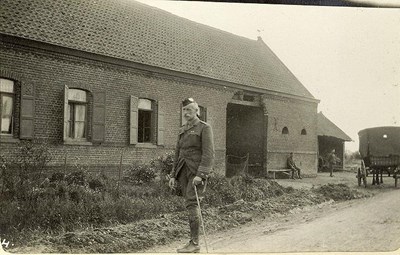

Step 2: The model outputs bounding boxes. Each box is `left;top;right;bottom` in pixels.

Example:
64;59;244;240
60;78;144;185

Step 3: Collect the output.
136;0;400;152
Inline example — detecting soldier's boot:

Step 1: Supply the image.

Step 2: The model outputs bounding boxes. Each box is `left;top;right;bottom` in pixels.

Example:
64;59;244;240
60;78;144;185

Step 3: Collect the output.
298;170;302;179
177;240;200;253
177;207;200;253
291;171;295;179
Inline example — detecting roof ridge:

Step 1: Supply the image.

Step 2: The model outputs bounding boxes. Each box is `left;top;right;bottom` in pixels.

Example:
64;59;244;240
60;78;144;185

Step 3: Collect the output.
0;0;317;99
135;0;259;43
256;37;314;98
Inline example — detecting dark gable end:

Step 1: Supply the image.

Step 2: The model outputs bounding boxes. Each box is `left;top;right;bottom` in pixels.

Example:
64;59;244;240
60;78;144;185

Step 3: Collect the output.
1;0;314;99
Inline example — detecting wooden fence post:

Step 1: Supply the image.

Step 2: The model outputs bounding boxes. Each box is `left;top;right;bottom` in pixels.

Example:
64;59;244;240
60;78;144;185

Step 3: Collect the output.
117;152;123;197
64;154;67;175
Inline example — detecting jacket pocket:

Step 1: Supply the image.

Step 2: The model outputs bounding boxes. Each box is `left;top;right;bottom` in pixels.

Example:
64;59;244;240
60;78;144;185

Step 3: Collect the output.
187;132;201;145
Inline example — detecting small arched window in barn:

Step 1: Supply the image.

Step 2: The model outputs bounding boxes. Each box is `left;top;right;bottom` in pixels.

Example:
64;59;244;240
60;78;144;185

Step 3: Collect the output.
282;127;289;134
383;134;388;139
301;128;307;135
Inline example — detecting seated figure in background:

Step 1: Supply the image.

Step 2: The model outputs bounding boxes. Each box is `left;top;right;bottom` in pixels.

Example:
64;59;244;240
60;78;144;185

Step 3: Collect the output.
287;152;302;179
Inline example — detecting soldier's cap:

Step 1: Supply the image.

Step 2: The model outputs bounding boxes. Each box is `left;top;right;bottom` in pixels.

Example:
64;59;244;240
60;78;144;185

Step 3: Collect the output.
182;97;196;107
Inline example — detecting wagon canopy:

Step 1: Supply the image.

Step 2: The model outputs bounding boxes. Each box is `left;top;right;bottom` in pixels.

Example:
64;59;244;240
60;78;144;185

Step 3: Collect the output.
358;126;400;158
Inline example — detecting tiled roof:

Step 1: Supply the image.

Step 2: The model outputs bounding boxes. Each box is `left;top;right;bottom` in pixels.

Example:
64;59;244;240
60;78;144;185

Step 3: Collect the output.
317;112;352;141
0;0;314;99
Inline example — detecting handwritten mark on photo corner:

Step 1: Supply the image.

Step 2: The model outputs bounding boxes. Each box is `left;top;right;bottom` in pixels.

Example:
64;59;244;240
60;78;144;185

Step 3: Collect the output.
1;239;14;248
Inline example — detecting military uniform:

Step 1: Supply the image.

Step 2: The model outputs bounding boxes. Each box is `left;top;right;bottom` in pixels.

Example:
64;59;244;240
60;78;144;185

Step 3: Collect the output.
287;155;302;179
171;118;214;196
327;151;337;177
170;115;214;252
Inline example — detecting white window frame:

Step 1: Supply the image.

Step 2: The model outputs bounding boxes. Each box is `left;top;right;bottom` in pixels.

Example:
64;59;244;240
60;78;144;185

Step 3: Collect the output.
64;87;88;142
138;98;154;144
0;78;15;136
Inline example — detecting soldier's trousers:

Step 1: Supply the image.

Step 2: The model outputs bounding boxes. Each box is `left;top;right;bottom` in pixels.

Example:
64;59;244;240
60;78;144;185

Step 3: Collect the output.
329;163;334;176
177;164;204;244
290;166;301;178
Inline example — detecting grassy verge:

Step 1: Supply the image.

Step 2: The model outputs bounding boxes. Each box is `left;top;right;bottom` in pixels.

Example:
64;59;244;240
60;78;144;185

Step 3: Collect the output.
5;179;371;253
1;143;372;253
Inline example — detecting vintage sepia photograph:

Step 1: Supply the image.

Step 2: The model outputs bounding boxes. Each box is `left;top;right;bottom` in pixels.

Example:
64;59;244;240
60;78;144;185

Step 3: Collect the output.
1;0;399;254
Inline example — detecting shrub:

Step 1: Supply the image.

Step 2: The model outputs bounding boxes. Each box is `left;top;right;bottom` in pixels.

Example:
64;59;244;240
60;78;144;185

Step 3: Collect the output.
204;173;241;206
65;171;87;186
151;152;174;176
123;164;157;185
150;152;175;193
0;141;51;201
50;172;65;182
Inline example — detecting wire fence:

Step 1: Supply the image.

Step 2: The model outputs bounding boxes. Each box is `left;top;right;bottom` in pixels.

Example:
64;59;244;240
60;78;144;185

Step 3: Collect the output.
225;153;249;178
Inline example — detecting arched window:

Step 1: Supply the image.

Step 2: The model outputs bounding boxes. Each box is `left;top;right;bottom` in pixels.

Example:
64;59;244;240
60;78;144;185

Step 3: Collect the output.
66;88;88;139
301;128;307;135
0;78;15;135
129;96;164;145
282;127;289;134
138;98;154;143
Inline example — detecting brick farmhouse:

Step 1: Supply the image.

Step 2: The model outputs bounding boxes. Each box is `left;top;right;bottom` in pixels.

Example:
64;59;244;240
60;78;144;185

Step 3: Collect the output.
0;0;330;177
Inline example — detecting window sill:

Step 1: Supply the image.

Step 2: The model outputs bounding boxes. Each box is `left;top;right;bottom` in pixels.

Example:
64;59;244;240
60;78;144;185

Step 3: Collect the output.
0;136;19;143
64;140;93;146
135;143;157;149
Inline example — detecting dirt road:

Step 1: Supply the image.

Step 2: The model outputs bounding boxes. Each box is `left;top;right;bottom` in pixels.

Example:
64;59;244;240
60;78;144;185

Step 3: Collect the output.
148;188;400;253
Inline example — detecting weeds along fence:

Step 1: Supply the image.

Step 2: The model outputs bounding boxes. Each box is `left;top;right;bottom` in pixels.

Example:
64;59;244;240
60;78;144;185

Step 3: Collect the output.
1;140;175;186
0;141;293;238
0;141;183;236
0;141;178;204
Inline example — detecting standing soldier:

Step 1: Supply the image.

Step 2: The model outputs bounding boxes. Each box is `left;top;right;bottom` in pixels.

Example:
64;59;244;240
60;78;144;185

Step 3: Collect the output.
327;149;338;177
168;98;214;253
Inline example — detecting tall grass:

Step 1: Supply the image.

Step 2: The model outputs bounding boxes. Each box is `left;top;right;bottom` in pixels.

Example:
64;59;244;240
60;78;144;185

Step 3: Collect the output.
0;143;292;241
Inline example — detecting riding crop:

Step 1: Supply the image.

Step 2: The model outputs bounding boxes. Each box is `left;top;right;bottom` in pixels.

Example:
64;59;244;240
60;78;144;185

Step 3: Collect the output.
194;184;209;253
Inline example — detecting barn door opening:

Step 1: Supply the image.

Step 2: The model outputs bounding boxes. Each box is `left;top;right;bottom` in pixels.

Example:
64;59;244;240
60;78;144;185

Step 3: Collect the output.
226;103;264;177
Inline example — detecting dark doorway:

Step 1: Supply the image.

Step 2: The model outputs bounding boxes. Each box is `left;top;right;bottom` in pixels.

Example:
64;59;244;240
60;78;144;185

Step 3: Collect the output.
226;103;264;177
318;136;345;171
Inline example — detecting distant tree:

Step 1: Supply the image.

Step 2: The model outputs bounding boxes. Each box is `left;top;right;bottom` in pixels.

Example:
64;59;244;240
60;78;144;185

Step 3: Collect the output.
345;150;361;161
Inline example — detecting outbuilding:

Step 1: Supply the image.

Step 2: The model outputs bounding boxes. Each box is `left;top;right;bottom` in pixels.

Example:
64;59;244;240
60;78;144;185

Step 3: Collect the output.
317;112;352;170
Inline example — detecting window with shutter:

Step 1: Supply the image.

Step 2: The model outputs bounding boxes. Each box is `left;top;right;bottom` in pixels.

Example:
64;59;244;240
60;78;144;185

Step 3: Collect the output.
130;96;139;145
138;98;154;143
0;78;15;135
157;101;164;146
131;97;163;146
63;86;92;143
92;91;106;143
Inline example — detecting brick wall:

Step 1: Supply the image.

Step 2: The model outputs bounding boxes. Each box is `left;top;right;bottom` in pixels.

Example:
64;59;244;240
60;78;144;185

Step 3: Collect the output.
263;94;318;176
0;41;233;175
